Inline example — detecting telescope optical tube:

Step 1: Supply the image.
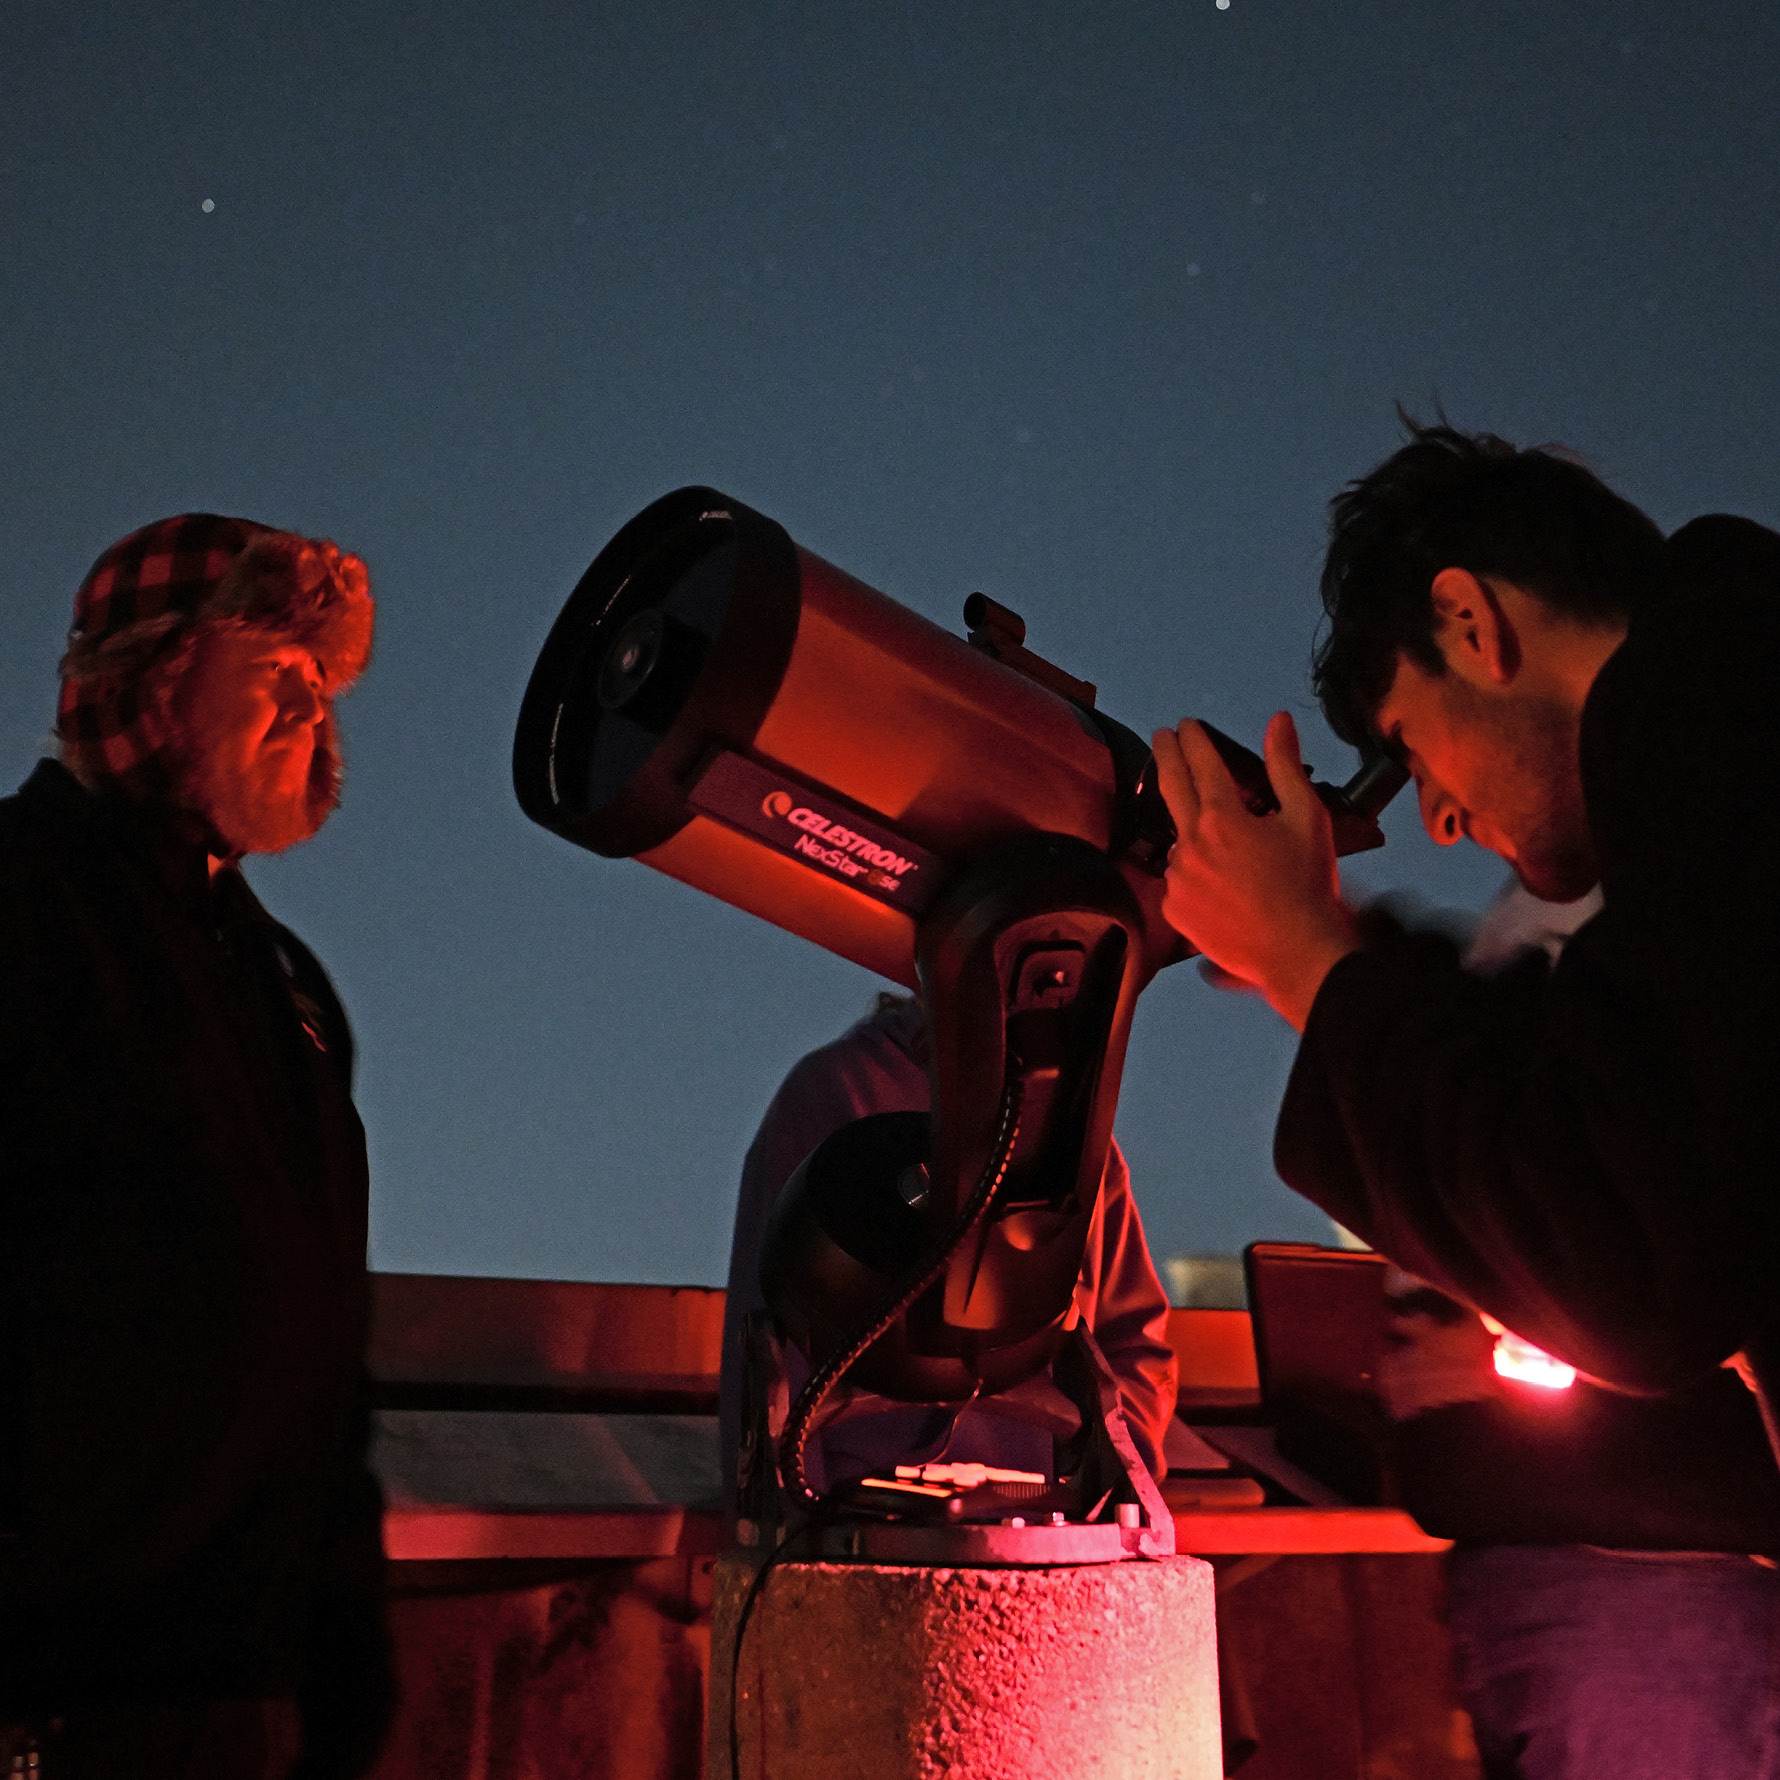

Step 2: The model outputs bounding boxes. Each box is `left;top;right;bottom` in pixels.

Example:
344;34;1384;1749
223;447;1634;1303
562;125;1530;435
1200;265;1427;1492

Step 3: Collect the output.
514;487;1137;988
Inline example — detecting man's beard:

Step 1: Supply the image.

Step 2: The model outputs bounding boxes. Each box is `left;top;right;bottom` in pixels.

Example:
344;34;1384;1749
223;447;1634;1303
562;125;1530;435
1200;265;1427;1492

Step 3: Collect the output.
176;750;333;857
1513;836;1598;903
1491;695;1599;902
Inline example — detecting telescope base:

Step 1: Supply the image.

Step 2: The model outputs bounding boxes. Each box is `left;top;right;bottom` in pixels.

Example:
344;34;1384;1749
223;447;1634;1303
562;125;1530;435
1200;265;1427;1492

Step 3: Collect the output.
745;1514;1157;1566
708;1550;1220;1780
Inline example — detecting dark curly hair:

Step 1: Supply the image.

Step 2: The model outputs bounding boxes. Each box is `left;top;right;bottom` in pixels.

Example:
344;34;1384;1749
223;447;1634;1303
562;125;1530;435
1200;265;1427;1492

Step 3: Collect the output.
1313;419;1665;747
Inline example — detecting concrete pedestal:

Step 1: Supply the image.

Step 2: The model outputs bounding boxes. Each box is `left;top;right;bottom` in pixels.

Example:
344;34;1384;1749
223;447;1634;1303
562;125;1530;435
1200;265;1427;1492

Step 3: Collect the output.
708;1553;1220;1780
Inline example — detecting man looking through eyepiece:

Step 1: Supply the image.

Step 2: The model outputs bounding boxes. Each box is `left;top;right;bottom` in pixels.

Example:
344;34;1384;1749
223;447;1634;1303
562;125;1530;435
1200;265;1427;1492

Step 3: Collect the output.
1152;423;1780;1428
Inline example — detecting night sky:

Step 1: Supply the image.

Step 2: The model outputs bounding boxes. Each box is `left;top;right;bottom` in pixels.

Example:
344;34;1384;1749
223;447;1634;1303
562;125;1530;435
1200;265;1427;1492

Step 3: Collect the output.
4;1;1776;1287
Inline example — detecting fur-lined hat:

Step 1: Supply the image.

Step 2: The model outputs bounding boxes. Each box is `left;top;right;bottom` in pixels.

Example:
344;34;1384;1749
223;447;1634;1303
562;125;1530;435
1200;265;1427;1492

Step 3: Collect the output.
57;512;374;823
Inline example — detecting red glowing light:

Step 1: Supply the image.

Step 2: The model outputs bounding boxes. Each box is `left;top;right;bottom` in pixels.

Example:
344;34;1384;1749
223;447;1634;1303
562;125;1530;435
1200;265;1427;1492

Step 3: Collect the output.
1488;1328;1576;1390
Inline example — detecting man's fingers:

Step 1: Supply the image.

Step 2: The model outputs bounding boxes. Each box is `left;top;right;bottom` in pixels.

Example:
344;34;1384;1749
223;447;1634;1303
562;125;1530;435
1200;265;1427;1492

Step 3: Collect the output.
1176;720;1250;817
1263;710;1340;874
1262;711;1314;823
1151;726;1201;834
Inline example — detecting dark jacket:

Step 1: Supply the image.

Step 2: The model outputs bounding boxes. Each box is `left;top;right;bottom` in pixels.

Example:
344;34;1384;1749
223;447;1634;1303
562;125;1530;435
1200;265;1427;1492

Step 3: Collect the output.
1277;515;1780;1435
0;763;389;1768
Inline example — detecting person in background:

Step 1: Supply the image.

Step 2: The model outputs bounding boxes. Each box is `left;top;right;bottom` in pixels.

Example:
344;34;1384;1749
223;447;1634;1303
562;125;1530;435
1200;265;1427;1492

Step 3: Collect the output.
1381;880;1780;1780
719;992;1177;1500
0;517;389;1780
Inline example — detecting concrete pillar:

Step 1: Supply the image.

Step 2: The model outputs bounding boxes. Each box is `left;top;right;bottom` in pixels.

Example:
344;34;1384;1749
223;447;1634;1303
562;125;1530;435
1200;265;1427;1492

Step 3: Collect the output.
707;1554;1220;1780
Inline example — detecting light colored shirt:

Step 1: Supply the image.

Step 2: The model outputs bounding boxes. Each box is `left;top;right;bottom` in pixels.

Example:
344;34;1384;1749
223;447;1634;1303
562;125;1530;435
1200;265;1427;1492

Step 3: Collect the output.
720;998;1178;1496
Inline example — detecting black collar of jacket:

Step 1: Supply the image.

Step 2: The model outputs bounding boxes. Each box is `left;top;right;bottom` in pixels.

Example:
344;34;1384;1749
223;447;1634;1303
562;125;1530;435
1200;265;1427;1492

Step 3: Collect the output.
16;757;233;919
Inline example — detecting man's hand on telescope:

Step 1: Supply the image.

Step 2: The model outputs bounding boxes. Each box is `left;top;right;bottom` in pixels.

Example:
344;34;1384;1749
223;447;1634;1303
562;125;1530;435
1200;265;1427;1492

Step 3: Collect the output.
1152;712;1361;1033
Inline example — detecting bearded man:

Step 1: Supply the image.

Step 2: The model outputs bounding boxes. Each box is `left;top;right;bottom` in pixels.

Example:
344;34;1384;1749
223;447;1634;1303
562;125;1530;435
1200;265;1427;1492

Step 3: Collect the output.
1153;423;1780;1445
0;516;389;1779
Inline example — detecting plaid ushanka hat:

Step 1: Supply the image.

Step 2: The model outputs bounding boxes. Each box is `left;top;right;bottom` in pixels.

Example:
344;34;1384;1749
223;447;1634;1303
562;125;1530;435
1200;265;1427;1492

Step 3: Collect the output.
57;512;373;810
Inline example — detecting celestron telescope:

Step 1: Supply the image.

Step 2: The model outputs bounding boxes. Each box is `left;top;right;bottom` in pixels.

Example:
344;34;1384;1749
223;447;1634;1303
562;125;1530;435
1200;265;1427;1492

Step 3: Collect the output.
515;486;1406;1553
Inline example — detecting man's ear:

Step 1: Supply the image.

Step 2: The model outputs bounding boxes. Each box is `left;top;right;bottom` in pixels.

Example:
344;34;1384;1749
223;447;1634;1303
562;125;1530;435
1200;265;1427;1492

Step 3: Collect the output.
1429;567;1521;687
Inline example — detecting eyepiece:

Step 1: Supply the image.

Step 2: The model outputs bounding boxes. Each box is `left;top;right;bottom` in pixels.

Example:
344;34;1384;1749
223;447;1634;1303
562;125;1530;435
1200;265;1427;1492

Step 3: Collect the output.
1339;751;1412;819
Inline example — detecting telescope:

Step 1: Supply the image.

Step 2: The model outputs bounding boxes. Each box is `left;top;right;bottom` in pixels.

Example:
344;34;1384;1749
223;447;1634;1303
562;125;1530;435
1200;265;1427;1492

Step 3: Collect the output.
515;487;1405;1545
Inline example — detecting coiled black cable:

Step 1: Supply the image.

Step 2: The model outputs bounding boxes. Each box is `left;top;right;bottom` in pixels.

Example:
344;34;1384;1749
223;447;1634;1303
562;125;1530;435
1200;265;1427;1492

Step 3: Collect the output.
778;1073;1025;1504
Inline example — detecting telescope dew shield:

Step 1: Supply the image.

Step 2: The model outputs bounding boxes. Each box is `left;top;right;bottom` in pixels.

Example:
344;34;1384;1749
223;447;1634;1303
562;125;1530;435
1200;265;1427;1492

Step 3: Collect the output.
513;487;1121;987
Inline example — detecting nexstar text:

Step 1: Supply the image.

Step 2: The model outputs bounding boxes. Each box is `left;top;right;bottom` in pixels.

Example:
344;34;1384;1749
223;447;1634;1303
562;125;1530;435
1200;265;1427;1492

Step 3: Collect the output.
793;832;905;893
785;808;918;877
